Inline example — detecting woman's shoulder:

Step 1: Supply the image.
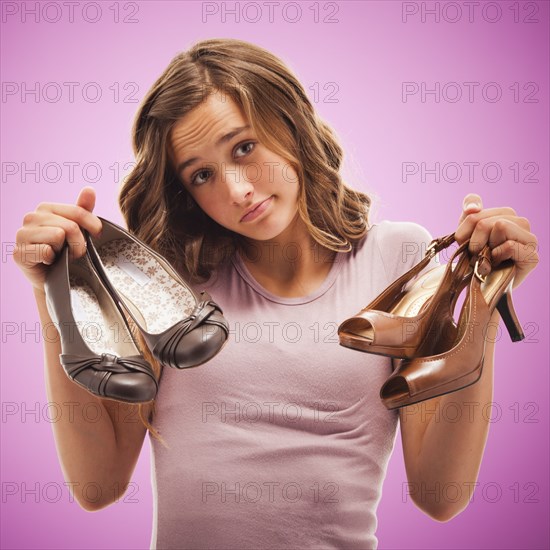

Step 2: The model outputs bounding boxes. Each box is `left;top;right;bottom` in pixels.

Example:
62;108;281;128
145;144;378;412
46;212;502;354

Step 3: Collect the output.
352;219;433;257
354;219;435;283
366;219;433;248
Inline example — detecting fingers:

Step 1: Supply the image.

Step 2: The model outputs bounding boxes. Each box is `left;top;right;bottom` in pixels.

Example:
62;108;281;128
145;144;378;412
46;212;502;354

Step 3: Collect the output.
462;193;483;214
76;186;97;214
454;207;520;245
16;218;87;261
457;214;537;268
16;198;102;270
468;215;529;254
14;224;65;267
456;193;483;227
491;235;539;267
481;218;539;265
13;190;104;290
13;241;57;267
35;201;102;237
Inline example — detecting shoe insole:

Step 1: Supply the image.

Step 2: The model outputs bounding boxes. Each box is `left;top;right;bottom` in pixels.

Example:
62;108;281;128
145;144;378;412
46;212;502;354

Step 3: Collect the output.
97;239;196;335
69;259;137;357
346;263;449;342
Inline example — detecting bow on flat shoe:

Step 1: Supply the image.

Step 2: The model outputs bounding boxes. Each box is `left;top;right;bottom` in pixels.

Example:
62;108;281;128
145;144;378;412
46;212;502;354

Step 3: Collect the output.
44;242;158;404
379;241;525;410
85;217;230;370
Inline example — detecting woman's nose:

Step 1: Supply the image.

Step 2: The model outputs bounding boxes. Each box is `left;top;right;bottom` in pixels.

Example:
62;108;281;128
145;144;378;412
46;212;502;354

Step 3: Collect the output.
222;164;254;202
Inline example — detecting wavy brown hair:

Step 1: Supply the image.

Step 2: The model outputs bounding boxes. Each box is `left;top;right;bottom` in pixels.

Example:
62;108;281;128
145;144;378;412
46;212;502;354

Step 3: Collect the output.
118;38;372;443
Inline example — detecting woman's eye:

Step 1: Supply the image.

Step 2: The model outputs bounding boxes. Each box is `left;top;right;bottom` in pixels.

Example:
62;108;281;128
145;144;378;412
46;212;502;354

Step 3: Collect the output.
190;141;256;186
235;141;255;157
191;169;211;186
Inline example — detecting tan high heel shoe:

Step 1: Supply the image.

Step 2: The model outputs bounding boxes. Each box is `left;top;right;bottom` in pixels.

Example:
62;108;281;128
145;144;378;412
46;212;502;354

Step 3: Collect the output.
379;243;525;410
338;233;474;359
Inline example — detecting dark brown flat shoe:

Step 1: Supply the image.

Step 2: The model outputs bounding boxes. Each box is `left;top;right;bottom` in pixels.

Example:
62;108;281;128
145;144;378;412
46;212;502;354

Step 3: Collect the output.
85;217;229;370
44;242;158;403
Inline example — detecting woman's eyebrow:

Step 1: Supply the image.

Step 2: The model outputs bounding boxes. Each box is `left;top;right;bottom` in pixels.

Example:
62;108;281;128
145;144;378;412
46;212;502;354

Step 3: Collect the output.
176;125;251;175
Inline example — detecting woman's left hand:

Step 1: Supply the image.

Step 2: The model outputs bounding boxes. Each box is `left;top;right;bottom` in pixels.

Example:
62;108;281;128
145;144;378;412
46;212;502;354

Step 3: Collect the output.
454;193;539;289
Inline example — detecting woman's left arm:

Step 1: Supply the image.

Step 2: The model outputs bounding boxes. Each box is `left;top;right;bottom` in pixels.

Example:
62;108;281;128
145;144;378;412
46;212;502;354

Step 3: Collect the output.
397;193;539;522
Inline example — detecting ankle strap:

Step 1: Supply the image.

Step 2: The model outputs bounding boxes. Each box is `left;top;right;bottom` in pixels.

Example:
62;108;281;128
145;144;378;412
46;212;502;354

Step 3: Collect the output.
361;231;459;312
448;240;475;290
425;232;456;259
399;232;457;283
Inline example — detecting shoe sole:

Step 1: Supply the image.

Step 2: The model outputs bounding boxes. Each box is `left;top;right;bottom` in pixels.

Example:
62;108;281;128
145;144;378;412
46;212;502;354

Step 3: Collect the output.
382;360;484;410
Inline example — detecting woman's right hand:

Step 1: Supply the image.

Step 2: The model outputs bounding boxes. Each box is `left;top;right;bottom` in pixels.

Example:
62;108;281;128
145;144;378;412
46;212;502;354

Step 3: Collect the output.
13;186;103;293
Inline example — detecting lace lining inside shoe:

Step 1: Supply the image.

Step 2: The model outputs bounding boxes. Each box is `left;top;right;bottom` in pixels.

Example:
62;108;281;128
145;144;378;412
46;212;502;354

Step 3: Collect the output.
98;238;196;334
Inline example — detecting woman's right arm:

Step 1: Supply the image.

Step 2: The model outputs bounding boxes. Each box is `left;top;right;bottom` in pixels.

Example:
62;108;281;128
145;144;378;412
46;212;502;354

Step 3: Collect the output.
14;187;152;512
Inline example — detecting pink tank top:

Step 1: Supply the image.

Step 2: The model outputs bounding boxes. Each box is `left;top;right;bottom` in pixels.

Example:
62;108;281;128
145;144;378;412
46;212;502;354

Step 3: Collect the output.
149;220;438;549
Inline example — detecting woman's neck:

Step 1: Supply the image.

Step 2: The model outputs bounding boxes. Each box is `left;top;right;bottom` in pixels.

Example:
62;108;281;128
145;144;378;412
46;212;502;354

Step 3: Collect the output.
235;215;337;298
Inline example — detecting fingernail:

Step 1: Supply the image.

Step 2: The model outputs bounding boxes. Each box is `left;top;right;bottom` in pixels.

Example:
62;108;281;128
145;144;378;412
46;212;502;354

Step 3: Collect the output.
465;202;480;210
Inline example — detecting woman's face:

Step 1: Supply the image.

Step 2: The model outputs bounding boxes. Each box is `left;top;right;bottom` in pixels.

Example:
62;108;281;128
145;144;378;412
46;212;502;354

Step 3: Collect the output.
168;92;301;243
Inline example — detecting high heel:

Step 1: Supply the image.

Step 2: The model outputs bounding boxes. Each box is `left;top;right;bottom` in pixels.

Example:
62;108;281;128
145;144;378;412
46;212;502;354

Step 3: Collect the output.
338;233;474;359
44;242;158;403
85;217;230;370
496;286;525;342
379;244;525;410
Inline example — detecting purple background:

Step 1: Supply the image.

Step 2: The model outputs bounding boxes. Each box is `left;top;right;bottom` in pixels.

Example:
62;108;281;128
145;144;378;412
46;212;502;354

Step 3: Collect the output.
1;1;548;548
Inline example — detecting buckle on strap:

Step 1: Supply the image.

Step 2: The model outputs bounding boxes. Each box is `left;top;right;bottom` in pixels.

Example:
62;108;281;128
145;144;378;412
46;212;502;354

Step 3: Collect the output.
473;246;492;283
426;240;438;258
474;259;487;283
425;232;455;258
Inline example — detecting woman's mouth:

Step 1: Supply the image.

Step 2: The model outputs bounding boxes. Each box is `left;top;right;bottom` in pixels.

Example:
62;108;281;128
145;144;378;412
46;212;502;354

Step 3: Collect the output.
240;196;274;222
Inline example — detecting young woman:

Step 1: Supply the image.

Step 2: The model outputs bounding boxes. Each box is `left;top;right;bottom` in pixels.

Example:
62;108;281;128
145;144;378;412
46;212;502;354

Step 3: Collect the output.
13;38;538;549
